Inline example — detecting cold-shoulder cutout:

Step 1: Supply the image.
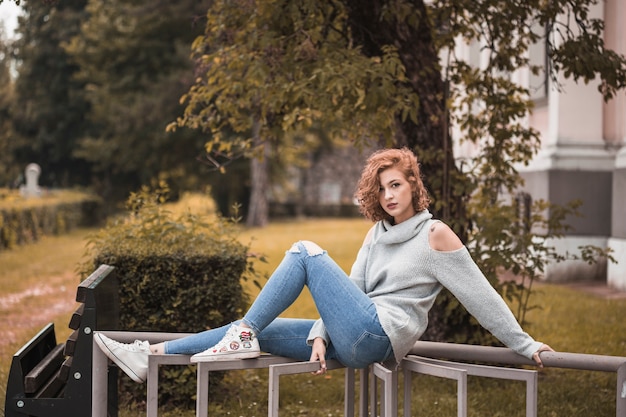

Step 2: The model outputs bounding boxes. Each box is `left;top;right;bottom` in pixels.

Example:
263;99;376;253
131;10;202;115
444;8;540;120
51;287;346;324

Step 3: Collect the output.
428;220;464;252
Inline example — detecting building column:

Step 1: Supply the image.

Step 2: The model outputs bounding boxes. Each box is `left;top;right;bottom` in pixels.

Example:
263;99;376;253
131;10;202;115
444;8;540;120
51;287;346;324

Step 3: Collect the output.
605;0;626;290
609;148;626;290
520;1;615;283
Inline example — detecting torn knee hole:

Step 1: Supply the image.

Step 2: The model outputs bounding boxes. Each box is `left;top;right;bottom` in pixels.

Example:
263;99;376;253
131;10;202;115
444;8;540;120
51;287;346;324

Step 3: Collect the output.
301;240;324;256
288;242;301;253
288;240;324;256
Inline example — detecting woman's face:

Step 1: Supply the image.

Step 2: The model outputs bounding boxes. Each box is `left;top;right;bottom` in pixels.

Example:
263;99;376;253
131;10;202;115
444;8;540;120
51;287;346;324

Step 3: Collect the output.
378;168;416;224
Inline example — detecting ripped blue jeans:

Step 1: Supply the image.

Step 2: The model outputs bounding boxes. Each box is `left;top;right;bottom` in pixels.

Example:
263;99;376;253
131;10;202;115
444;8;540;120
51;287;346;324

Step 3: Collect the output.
164;241;393;369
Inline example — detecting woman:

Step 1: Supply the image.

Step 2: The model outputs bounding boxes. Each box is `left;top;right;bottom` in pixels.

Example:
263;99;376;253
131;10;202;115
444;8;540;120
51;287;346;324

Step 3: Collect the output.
95;148;552;383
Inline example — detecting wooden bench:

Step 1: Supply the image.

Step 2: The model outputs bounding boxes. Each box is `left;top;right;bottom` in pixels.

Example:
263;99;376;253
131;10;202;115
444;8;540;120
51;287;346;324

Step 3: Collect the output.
4;264;120;417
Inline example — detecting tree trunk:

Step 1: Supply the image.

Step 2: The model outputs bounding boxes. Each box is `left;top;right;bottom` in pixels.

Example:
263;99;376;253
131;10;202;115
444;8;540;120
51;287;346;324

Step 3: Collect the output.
344;0;469;237
246;118;269;227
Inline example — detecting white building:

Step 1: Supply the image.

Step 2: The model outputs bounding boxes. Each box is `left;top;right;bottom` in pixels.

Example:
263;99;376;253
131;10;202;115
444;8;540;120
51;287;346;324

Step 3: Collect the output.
454;1;626;289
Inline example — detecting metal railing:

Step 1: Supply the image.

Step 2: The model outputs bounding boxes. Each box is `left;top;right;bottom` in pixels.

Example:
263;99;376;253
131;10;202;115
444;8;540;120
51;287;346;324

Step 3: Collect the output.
409;341;626;417
91;332;626;416
402;356;538;417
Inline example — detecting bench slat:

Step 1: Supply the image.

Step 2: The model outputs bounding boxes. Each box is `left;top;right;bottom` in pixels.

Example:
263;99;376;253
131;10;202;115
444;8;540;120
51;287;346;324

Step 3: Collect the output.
59;356;72;383
75;264;116;303
34;368;66;398
63;329;79;357
24;343;65;394
68;304;85;330
12;323;57;371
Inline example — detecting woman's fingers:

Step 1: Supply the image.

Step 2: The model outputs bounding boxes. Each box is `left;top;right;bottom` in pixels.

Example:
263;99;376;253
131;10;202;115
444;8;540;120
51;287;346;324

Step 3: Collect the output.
533;343;554;367
310;339;328;375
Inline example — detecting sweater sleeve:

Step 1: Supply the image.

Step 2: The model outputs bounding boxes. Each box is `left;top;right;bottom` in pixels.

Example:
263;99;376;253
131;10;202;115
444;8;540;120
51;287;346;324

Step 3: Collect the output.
306;318;330;346
431;247;543;360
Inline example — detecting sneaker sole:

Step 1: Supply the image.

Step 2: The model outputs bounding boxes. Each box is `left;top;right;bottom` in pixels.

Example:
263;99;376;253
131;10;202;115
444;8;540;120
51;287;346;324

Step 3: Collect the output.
190;351;261;363
94;333;146;383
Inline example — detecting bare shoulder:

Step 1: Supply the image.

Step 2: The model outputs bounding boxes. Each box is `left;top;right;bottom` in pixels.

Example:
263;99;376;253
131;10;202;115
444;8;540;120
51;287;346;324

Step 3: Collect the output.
428;221;464;252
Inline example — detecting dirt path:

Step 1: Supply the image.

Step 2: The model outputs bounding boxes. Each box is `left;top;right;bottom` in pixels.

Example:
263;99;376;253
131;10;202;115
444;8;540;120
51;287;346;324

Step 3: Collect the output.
0;228;94;415
0;271;78;346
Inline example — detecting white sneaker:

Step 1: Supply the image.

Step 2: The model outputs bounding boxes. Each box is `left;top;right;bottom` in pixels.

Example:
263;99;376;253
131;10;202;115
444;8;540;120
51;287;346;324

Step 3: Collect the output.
190;324;260;362
94;332;150;383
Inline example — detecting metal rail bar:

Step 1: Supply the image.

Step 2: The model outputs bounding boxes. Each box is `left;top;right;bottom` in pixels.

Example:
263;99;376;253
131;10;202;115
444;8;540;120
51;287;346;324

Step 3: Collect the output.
406;356;538;417
267;360;352;417
402;358;468;417
410;341;626;416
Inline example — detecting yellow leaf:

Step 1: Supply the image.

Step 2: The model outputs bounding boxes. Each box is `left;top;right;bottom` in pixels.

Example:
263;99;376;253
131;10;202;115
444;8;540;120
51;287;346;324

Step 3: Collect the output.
354;88;365;108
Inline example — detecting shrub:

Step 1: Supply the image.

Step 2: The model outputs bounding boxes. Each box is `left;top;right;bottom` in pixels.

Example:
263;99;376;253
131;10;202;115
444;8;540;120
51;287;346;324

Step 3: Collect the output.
79;183;261;409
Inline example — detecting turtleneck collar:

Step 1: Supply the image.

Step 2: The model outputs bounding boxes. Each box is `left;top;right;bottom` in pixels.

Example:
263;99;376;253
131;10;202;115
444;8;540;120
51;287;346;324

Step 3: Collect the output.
374;210;433;245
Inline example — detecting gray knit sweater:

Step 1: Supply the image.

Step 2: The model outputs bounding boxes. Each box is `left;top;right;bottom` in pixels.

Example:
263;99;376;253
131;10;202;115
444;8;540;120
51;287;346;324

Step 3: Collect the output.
307;210;543;364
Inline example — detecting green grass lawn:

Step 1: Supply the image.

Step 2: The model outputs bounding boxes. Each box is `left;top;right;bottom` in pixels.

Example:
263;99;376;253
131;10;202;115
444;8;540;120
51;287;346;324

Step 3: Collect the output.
1;217;625;416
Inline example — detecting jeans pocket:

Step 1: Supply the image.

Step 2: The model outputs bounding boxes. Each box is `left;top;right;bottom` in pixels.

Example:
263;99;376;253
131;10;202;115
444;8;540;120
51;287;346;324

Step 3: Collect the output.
349;331;392;368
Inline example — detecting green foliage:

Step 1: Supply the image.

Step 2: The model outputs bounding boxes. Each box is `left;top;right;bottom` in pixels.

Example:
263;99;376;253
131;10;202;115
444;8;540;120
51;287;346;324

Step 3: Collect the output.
486;195;612;312
168;1;414;159
78;182;261;409
79;182;260;329
10;0;93;188
65;0;212;201
165;0;418;225
0;189;102;251
0;29;18;188
168;0;626;227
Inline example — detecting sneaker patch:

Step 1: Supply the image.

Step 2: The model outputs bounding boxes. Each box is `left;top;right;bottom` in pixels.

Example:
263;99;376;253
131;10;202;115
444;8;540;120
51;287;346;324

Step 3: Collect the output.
243;341;252;349
229;341;240;351
239;331;254;342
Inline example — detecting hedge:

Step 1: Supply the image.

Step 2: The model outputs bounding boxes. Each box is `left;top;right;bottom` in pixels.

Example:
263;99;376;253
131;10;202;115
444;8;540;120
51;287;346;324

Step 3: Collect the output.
79;185;257;410
0;189;102;251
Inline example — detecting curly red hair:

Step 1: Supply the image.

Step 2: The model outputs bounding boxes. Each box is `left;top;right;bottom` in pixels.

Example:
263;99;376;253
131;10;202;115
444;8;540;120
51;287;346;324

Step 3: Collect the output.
355;148;430;222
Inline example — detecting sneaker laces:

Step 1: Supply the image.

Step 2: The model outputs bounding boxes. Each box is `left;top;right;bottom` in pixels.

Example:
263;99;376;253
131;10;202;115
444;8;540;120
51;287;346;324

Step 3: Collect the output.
119;340;149;352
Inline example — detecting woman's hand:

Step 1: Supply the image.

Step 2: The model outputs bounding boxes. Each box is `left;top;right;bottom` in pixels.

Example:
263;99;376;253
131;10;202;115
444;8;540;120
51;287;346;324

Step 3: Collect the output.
310;337;327;375
532;343;554;368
